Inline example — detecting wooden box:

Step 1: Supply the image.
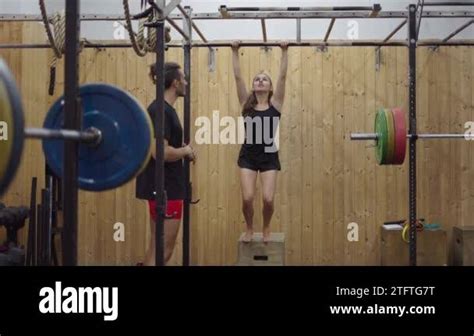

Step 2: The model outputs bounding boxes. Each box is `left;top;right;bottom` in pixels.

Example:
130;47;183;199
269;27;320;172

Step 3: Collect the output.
237;232;285;266
453;226;474;266
381;226;447;266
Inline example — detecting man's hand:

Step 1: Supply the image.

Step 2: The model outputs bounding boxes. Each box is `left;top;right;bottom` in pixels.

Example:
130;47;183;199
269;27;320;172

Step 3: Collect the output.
183;144;196;163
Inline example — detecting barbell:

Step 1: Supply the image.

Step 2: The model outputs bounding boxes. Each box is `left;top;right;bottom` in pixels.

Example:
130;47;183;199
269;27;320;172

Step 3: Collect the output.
351;107;473;165
0;58;153;196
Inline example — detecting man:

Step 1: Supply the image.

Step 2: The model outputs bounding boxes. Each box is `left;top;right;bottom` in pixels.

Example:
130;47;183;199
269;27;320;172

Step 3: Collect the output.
136;62;195;266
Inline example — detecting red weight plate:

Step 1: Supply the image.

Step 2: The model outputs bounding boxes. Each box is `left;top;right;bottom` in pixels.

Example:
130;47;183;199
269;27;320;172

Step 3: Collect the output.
392;107;406;165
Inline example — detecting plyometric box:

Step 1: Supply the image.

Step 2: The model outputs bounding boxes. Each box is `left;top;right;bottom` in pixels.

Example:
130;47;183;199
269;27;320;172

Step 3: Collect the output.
237;233;285;266
381;226;447;266
453;226;474;266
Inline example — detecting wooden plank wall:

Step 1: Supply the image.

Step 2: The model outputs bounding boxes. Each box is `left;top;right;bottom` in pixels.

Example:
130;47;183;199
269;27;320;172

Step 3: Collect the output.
0;22;473;265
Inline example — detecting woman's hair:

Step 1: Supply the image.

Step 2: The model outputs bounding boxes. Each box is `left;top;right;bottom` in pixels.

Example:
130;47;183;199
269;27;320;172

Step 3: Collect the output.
242;71;273;117
149;62;182;89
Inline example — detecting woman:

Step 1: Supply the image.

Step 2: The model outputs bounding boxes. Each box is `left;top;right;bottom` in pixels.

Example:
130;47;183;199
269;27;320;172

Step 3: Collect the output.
231;41;288;243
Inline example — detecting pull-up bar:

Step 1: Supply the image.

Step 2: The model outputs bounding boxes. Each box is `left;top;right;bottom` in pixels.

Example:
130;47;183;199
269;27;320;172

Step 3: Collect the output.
4;39;474;50
185;41;409;48
186;40;474;48
219;4;380;12
422;2;474;6
2;11;474;21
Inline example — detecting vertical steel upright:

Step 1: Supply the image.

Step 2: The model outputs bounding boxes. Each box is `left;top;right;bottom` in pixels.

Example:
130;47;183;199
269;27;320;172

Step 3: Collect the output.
408;4;418;266
62;0;81;266
183;6;193;266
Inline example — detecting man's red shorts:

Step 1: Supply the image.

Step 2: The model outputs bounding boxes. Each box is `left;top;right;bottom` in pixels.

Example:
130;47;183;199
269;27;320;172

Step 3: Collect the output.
148;200;183;221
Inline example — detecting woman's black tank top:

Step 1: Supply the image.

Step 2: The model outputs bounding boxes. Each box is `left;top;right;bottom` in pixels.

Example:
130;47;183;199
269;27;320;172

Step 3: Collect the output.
241;105;281;155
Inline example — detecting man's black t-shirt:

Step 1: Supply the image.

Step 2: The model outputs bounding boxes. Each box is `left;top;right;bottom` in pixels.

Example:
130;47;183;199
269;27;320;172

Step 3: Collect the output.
135;100;185;200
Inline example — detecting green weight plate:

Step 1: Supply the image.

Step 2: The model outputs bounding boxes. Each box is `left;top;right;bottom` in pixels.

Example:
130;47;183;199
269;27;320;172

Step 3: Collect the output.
374;108;388;165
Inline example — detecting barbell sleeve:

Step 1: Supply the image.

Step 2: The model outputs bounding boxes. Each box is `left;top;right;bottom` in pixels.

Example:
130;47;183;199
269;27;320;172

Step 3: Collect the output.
350;133;378;140
416;134;472;139
25;127;102;144
350;133;474;140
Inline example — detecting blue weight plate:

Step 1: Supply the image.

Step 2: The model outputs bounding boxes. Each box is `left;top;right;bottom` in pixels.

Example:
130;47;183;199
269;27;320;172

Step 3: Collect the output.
43;83;153;191
0;58;25;197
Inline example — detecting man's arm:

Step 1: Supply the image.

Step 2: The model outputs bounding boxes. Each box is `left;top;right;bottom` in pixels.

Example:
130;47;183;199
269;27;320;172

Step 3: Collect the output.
151;140;193;162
